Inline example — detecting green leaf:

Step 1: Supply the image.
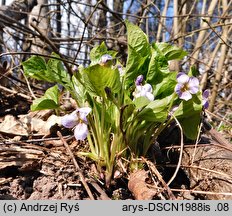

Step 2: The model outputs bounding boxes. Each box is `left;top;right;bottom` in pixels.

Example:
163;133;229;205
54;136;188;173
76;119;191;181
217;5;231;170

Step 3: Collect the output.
31;99;59;111
31;85;60;111
173;93;202;140
179;112;201;140
83;64;121;97
155;42;188;60
146;46;177;98
133;96;150;110
174;93;202;118
147;42;186;85
124;21;151;87
22;53;73;91
22;56;48;81
137;95;173;122
125;20;150;57
125;45;148;87
153;72;177;98
188;65;199;77
146;46;169;83
72;75;86;106
46;53;73;90
90;42;117;65
90;42;108;62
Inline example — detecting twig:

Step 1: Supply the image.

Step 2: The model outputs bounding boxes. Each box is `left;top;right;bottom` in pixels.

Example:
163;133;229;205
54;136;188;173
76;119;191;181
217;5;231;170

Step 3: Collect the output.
206;128;231;149
167;22;232;43
0;52;79;67
165;164;232;182
19;68;36;99
0;135;73;145
143;158;176;200
162;142;232;153
191;122;203;165
205;110;232;127
57;131;95;200
89;181;111;200
0;84;32;101
150;185;232;197
202;18;232;50
73;1;102;63
166;114;184;186
30;21;73;77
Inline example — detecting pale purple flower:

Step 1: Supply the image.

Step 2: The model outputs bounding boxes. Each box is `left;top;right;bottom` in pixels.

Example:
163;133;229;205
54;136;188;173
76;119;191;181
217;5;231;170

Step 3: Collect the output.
72;65;79;73
61;111;78;128
133;83;154;101
202;89;210;109
99;54;113;66
61;107;91;141
135;75;144;86
117;65;125;76
74;123;89;141
175;72;199;101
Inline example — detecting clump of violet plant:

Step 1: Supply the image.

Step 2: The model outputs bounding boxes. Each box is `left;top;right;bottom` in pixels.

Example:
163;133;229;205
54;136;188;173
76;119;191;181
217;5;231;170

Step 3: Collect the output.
22;21;210;186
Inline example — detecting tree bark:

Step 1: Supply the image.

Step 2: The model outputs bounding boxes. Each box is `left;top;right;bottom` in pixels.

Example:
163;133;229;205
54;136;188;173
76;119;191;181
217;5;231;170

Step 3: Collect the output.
190;0;218;66
209;0;230;112
27;0;52;55
0;0;37;26
0;0;37;52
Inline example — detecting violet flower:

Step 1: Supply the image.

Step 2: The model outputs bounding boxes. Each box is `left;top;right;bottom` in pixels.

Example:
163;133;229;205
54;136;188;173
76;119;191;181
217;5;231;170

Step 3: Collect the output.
61;107;91;141
202;89;210;109
175;72;199;101
99;54;113;66
133;75;154;101
117;65;125;76
135;75;144;86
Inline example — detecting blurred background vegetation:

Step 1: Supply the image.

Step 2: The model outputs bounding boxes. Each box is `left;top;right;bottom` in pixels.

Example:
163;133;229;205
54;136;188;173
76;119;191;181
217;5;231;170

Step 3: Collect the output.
0;0;231;140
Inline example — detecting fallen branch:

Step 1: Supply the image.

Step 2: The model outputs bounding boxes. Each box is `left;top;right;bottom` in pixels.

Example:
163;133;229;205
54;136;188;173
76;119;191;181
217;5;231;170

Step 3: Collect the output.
0;85;32;101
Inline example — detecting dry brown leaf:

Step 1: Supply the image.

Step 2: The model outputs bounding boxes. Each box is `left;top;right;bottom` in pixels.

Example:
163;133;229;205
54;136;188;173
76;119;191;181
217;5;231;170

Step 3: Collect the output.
0;114;61;137
128;170;157;200
0;114;44;136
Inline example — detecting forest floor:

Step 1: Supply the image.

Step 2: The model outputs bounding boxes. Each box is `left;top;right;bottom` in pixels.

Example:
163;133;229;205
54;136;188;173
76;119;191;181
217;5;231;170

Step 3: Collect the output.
0;89;231;200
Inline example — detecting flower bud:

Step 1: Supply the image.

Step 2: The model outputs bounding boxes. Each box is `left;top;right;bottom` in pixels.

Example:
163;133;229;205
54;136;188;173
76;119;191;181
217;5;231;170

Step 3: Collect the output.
99;54;113;66
135;75;144;86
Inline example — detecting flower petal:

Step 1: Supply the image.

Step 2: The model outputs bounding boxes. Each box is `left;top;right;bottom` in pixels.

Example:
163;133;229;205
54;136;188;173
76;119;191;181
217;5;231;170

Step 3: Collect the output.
145;92;154;101
188;77;199;94
174;83;183;96
77;107;92;122
135;85;143;92
74;123;88;141
117;65;125;76
179;91;192;101
202;99;209;109
61;111;78;128
203;89;210;99
139;89;147;97
100;54;113;65
177;73;189;84
143;83;153;92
